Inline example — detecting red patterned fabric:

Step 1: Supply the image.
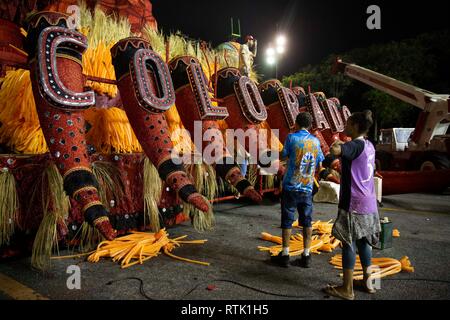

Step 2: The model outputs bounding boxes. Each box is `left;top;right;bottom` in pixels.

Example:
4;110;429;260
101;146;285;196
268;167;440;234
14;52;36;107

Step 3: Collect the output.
175;87;262;202
30;58;91;172
113;42;209;212
266;102;292;144
169;58;260;202
321;129;341;147
0;155;49;231
0;154;185;236
221;95;260;152
311;129;330;156
116;78;174;167
259;80;295;144
73;187;102;211
26;12;116;239
173;85;203;137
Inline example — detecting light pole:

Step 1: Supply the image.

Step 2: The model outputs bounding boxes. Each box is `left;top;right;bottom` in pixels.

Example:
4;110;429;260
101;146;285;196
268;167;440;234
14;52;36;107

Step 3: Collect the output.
265;34;286;79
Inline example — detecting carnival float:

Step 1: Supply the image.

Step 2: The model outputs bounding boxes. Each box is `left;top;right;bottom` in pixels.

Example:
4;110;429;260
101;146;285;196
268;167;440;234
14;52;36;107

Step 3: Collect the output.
0;0;448;269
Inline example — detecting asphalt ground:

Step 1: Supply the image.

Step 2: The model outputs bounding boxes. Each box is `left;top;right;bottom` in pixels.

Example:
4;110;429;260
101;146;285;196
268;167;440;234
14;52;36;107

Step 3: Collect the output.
0;192;449;300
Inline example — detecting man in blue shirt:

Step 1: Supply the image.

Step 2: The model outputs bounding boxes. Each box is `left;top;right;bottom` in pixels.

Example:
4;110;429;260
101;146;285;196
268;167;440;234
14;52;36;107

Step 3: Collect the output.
271;112;324;268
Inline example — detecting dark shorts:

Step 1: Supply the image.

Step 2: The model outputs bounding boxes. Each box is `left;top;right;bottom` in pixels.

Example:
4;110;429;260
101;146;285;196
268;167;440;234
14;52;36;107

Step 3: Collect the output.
281;190;313;229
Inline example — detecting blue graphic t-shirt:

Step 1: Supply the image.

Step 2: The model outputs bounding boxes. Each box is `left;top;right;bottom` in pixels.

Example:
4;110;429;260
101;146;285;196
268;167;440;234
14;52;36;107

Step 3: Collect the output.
281;130;324;193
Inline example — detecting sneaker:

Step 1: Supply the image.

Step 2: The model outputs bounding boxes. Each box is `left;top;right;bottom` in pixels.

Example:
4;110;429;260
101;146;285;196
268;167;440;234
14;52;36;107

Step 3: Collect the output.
270;252;289;268
293;254;311;268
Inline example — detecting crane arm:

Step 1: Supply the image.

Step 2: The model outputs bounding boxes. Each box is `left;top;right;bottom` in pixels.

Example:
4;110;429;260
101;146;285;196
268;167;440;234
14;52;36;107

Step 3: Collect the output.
335;59;448;111
334;59;450;150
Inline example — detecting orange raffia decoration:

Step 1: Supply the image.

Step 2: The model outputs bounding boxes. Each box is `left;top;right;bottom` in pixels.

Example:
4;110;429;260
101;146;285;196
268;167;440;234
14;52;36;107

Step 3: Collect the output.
258;219;342;257
258;232;324;257
86;229;209;268
329;254;414;280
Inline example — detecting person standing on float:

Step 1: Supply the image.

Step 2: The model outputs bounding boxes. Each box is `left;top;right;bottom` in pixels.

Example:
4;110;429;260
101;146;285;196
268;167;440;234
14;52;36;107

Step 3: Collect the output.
239;35;257;77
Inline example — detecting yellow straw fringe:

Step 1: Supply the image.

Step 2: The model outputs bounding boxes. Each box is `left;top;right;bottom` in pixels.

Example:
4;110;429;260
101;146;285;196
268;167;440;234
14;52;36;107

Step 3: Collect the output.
143;157;162;232
84;107;143;154
0;69;48;154
184;196;215;233
78;221;102;253
79;1;132;98
185;163;217;202
31;163;70;270
91;160;125;210
0;169;18;246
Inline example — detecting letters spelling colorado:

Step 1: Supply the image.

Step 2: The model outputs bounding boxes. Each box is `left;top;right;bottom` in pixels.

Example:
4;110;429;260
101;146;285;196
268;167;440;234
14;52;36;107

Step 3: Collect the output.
181;304;269;317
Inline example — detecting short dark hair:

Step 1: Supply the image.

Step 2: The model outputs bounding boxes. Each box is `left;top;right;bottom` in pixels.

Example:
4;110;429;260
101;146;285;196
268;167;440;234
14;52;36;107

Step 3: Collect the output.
348;110;373;134
296;112;312;129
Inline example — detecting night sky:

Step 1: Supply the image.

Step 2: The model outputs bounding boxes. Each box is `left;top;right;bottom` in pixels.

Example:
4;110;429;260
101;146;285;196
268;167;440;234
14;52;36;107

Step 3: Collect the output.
152;0;449;80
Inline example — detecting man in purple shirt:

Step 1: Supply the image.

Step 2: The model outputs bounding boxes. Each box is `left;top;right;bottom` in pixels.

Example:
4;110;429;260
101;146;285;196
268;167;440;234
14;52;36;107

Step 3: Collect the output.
324;110;381;300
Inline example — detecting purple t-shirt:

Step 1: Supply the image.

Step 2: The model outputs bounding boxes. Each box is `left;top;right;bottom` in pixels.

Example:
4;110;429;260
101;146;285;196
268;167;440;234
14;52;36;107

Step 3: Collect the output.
339;139;378;214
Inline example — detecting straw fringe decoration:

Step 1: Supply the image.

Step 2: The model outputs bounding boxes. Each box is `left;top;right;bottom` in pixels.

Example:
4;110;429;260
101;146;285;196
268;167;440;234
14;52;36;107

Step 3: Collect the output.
78;221;102;253
0;169;18;247
247;164;258;186
79;1;132;98
217;176;239;197
84;108;143;154
183;195;215;233
141;26;260;83
185;163;217;201
31;163;70;270
143;157;162;232
263;174;276;190
0;69;48;154
92;160;125;210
